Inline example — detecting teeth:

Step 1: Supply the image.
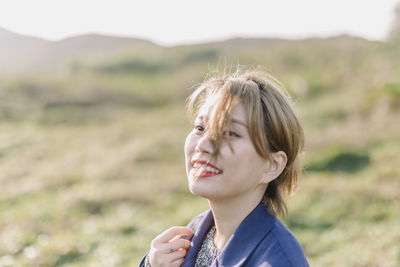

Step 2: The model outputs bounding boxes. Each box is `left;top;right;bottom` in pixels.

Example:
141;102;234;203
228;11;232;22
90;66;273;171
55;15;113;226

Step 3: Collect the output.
194;162;202;168
192;162;222;174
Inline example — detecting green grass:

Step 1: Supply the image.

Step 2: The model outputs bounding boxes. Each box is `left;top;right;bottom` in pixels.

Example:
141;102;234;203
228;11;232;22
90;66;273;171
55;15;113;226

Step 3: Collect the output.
1;36;400;266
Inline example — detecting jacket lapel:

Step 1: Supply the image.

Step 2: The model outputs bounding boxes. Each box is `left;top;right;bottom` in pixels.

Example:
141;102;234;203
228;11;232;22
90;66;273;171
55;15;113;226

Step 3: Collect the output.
182;210;214;267
212;203;276;267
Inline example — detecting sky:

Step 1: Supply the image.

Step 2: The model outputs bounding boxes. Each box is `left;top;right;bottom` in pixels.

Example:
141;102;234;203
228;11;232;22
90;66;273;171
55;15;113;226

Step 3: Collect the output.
0;0;399;46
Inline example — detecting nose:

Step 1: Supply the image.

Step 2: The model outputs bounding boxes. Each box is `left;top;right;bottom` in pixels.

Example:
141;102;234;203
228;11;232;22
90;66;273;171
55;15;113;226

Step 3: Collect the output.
195;133;214;154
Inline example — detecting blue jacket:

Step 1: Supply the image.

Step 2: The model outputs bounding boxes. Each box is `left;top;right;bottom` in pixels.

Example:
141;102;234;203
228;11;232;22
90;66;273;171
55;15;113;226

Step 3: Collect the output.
140;203;309;267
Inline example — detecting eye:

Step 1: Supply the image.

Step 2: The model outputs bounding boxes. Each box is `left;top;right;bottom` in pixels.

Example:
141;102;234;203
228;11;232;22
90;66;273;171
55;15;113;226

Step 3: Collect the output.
194;124;205;133
223;130;239;137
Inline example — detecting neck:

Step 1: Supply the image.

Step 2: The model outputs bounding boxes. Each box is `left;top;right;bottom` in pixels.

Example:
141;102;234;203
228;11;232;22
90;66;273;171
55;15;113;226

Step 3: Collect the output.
208;191;264;250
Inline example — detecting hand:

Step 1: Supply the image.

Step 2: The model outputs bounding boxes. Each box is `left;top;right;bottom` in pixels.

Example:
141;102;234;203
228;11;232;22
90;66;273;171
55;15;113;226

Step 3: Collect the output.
148;226;194;267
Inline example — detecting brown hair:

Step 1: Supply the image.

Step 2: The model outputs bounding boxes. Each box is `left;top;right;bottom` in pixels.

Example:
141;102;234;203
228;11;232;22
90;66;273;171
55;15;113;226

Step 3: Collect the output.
186;67;305;217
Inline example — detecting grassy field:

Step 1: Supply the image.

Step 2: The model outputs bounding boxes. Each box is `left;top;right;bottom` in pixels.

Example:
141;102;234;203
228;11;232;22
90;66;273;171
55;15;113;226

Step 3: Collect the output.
0;36;399;266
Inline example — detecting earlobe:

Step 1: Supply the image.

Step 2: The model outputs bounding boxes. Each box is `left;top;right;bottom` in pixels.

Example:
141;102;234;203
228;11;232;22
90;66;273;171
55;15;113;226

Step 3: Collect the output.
260;151;288;184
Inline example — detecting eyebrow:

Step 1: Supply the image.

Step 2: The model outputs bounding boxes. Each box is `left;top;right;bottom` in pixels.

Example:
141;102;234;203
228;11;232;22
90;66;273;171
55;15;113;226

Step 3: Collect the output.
231;118;248;128
197;116;248;128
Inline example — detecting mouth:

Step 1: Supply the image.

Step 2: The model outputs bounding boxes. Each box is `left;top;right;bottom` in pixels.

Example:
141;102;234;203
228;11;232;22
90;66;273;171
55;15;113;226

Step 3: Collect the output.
191;159;223;178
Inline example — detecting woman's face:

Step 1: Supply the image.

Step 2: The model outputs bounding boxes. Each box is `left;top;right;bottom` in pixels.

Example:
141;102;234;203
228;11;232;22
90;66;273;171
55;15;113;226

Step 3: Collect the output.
184;101;270;202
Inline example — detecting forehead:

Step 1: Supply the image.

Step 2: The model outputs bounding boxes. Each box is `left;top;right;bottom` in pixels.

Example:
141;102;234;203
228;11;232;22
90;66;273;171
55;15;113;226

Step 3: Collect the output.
196;101;248;124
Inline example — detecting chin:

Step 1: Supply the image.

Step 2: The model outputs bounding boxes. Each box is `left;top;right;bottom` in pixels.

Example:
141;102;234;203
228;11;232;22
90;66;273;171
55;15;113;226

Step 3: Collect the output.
189;181;228;201
188;182;213;198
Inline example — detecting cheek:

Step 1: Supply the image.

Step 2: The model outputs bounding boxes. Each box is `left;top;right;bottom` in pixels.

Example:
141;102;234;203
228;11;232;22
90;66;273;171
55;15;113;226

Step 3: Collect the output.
225;146;265;177
184;135;192;177
184;132;195;158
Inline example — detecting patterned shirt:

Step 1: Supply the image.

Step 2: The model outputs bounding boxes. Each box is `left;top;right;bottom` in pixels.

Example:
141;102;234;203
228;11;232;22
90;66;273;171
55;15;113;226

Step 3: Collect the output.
194;225;220;267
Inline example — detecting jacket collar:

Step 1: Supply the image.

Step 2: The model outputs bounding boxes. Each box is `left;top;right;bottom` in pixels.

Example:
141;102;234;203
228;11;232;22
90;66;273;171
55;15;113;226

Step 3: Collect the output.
182;209;214;266
182;202;276;267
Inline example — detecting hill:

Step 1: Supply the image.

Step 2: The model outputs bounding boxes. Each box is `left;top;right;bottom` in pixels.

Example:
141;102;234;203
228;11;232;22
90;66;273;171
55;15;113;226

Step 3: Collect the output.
0;29;399;266
0;27;156;74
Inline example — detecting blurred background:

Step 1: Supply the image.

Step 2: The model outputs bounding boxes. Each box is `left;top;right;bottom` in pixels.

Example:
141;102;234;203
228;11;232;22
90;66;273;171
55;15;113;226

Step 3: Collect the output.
0;0;400;266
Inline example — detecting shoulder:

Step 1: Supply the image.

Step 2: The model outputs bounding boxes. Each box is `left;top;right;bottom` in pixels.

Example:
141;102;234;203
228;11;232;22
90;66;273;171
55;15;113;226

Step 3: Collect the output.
251;218;309;267
271;219;308;266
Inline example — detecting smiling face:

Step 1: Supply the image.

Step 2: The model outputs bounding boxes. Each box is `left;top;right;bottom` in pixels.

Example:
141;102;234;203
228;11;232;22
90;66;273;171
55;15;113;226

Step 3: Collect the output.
184;102;270;202
185;71;304;216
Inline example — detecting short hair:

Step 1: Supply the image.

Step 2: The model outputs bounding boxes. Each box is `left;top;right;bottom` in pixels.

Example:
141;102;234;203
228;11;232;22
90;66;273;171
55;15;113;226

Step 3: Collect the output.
186;67;305;217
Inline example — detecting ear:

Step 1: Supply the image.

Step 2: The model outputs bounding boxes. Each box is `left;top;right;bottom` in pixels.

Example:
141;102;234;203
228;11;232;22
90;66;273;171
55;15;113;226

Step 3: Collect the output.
259;151;288;185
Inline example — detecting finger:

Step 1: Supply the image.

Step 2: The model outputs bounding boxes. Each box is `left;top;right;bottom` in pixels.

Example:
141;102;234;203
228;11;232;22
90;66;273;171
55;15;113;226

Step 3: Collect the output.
180;234;194;241
168;249;187;262
155;226;194;243
170;238;191;250
171;257;184;267
159;238;191;253
169;233;194;242
150;249;186;266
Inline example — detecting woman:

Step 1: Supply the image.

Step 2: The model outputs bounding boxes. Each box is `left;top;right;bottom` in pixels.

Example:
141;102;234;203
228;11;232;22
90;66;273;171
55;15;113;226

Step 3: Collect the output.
140;68;309;266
